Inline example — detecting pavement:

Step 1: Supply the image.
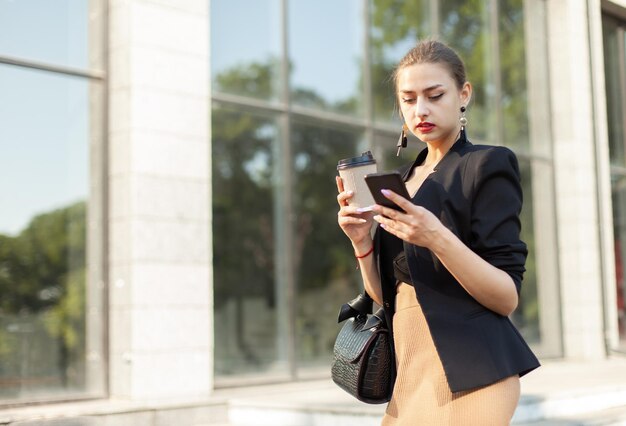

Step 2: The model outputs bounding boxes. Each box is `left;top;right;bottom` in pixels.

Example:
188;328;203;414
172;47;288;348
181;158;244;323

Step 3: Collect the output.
215;356;626;426
1;357;624;425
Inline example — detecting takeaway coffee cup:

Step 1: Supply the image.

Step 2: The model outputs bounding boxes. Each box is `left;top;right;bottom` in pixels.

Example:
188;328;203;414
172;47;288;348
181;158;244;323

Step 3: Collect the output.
337;151;377;209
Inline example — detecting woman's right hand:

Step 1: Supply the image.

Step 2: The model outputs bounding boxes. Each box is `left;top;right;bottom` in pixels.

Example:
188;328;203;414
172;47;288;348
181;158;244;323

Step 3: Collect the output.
336;176;374;249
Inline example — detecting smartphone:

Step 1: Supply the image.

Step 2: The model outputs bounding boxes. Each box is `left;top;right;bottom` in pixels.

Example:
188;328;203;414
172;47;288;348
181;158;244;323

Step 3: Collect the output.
364;171;411;211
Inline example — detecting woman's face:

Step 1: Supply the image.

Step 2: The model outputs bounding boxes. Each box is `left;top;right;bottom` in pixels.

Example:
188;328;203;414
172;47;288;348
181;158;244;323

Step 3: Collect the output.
396;62;471;148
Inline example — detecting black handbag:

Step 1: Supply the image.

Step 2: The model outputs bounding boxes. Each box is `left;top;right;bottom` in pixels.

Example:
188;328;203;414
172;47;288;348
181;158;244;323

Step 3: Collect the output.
331;293;394;404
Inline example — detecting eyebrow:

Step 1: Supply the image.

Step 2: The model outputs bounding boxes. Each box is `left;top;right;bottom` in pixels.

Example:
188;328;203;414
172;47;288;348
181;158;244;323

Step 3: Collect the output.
399;84;444;94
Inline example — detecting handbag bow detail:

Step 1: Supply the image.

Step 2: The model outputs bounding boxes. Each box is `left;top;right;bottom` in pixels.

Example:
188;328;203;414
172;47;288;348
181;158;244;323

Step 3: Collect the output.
331;292;394;404
337;292;387;330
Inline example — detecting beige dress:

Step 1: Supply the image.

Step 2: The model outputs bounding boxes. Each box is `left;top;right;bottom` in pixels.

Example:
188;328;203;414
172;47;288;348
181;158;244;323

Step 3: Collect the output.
381;283;520;426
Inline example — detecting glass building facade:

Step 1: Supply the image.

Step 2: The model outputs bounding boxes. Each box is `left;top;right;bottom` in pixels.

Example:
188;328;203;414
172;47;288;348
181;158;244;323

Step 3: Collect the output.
0;0;625;414
211;0;560;384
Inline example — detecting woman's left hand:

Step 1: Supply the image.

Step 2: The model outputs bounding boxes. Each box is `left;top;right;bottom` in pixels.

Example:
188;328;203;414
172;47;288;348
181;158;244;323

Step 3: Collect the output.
371;189;443;249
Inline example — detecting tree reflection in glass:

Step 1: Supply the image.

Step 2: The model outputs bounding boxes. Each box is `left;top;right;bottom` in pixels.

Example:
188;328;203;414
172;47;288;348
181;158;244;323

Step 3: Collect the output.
212;104;282;377
291;121;363;372
0;203;87;398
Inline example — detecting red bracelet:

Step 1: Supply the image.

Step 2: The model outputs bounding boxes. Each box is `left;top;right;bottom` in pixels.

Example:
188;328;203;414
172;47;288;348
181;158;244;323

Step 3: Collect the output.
355;245;374;259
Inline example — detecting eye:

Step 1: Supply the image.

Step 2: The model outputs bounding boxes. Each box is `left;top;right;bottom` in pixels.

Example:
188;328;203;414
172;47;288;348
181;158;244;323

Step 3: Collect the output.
429;93;444;101
401;98;416;104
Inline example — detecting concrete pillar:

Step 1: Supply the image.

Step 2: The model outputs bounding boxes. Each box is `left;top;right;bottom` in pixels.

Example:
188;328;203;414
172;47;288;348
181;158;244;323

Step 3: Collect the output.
108;0;213;399
546;0;615;359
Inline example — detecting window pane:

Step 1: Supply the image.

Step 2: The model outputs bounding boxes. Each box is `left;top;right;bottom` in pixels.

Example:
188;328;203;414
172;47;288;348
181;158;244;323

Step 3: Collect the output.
0;64;104;401
619;29;626;348
212;105;288;381
603;17;626;167
439;0;494;144
211;0;282;101
512;158;540;344
369;0;432;124
604;16;626;348
289;0;364;116
291;120;364;374
498;0;530;151
0;0;103;71
612;174;626;347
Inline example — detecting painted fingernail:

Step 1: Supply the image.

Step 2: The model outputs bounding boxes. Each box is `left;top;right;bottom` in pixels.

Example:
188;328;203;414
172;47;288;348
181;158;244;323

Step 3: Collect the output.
380;223;386;229
381;189;391;196
347;190;354;195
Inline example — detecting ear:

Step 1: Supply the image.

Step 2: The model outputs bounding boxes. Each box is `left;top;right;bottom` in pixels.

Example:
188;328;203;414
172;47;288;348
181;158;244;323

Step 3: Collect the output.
460;82;472;106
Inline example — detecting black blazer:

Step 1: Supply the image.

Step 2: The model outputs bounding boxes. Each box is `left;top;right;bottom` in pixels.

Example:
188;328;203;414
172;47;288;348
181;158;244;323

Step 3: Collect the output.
375;136;540;393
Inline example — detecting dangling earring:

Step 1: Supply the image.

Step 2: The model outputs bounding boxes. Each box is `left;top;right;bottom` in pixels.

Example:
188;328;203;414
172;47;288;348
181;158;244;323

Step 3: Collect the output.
396;123;408;157
459;106;468;142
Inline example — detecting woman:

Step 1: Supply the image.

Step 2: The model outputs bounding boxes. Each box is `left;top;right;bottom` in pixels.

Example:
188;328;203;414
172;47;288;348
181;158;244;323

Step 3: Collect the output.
336;40;539;425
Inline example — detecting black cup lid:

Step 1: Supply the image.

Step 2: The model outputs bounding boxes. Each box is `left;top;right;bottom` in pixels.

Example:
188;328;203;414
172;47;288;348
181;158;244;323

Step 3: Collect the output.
337;151;376;170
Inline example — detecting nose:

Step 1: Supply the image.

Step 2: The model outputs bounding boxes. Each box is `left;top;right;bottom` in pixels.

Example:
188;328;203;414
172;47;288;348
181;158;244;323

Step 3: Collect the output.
415;96;429;119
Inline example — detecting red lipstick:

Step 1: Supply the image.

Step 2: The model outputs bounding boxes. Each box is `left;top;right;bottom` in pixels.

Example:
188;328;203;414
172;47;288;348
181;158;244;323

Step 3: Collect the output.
416;122;436;133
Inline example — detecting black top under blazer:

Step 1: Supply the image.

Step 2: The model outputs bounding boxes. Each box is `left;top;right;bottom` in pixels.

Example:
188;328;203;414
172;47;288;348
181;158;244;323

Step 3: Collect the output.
375;136;540;393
